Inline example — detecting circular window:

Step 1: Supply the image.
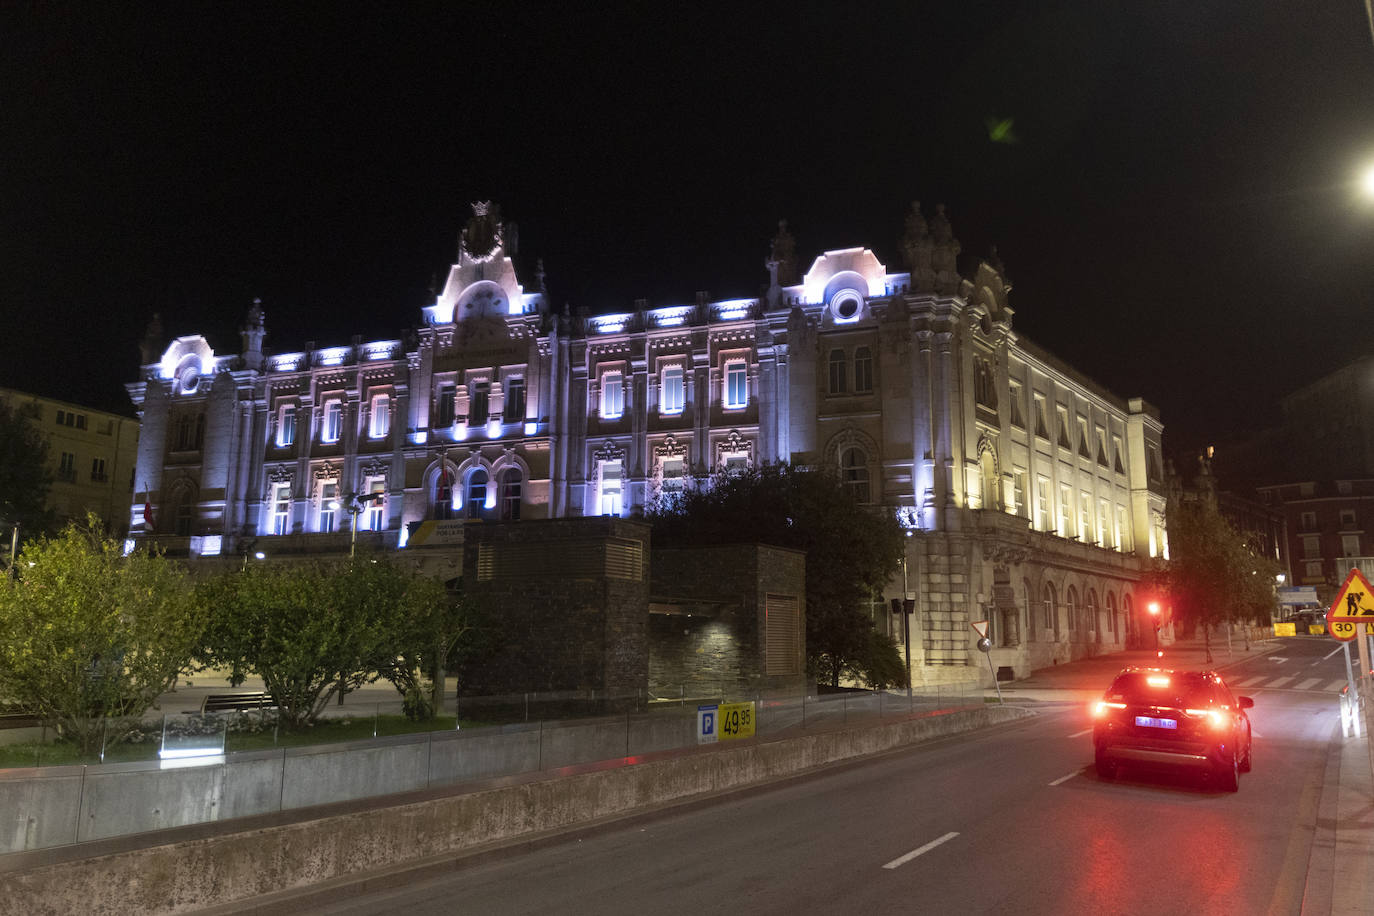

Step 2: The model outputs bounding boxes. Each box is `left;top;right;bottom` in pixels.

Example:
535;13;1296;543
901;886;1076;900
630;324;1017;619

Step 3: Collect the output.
832;292;862;322
178;361;200;394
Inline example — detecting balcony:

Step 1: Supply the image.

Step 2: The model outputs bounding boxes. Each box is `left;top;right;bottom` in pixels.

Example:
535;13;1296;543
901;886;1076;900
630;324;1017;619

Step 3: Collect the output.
1338;557;1374;581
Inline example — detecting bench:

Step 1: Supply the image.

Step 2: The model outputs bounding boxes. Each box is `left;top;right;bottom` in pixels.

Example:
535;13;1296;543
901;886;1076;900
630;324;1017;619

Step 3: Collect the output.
200;693;277;714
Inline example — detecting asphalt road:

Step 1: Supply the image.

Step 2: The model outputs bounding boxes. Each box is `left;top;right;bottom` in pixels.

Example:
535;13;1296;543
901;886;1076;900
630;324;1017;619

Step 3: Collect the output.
309;638;1347;916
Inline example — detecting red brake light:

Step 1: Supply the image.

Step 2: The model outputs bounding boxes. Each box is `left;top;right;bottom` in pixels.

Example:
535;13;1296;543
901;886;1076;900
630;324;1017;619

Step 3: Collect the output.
1146;675;1170;688
1094;701;1126;718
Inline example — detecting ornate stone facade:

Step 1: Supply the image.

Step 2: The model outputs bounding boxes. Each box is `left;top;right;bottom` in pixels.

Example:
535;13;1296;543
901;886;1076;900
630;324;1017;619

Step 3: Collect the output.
127;202;1167;682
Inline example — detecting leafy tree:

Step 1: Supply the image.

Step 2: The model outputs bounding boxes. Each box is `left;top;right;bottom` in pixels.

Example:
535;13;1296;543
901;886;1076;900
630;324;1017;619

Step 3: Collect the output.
1146;496;1281;657
198;555;450;729
0;515;205;754
648;462;906;687
0;397;55;548
364;567;471;720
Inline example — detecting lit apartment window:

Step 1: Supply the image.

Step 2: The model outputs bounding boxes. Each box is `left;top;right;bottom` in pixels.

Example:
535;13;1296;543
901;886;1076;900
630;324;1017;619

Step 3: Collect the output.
724;361;747;409
1034;395;1049;440
661;455;685;496
1076;417;1091;459
1098;500;1111;547
661;367;684;415
601;372;624;419
1056;406;1072;450
599;459;623;516
322;401;342;443
1009;383;1025;429
466;469;488;519
1013;471;1027;519
1059;485;1073;537
277;404;296;447
1112;435;1125;474
1079;491;1092;541
469;381;490;426
364;477;386;530
503;378;526;423
272;484;292;535
1116;506;1128;552
369;394;390;439
1036;478;1051;530
828;349;847;395
318;481;339;532
854;347;873;393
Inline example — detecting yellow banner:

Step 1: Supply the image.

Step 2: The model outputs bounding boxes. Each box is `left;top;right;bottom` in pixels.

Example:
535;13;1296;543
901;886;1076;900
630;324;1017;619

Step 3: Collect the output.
1273;622;1296;637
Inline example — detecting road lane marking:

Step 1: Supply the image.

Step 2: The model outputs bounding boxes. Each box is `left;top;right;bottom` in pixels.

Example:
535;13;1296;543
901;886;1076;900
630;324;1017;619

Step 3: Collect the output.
883;832;960;869
1296;678;1321;691
1049;772;1078;786
1328;680;1349;692
1269;676;1295;688
1068;728;1092;738
1238;676;1266;687
1324;646;1344;660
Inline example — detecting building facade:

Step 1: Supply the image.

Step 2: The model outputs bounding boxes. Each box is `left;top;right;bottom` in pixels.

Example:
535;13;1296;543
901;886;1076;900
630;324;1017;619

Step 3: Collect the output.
0;387;140;537
127;202;1167;682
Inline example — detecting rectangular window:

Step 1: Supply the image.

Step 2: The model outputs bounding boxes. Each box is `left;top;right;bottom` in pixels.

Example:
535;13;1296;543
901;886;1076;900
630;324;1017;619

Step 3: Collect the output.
90;456;107;482
272;484;292;535
724;361;747;409
1338;480;1354;495
661;366;684;414
1077;417;1091;459
175;500;193;537
1098;499;1111;547
1013;471;1028;519
1301;535;1321;558
364;477;386;531
1341;534;1360;557
319;481;339;533
1036;478;1051;531
322;401;342;443
854;347;874;393
661;455;685;493
55;409;65;426
503;377;526;422
764;593;801;676
1300;511;1318;531
369;394;390;439
724;453;750;476
1116;506;1129;552
76;414;86;430
1056;406;1072;450
1112;435;1125;474
1059;485;1073;537
1009;383;1025;429
1034;395;1049;440
601;372;624;419
1079;491;1092;541
436;384;457;428
278;404;297;447
828;349;847;395
1340;509;1357;528
58;451;76;482
1305;560;1323;578
1096;428;1109;466
469;381;490;426
599;459;623;516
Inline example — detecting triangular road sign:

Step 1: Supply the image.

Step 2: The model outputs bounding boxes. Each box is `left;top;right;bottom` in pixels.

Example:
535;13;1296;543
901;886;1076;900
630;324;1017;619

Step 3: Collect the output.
1329;568;1374;619
971;620;989;639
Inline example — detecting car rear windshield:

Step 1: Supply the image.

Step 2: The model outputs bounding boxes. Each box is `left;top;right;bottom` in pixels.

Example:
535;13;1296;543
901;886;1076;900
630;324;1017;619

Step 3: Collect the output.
1105;672;1217;708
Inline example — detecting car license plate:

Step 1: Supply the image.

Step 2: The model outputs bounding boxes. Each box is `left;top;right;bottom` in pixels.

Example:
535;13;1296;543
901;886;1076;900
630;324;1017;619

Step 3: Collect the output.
1135;716;1177;729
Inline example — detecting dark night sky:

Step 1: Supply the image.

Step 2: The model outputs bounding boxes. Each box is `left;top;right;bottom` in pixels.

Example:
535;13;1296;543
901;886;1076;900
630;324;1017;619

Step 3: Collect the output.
5;2;1374;459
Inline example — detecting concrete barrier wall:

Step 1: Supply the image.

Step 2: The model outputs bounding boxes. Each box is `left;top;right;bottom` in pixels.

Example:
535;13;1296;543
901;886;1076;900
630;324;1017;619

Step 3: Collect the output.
0;705;1033;916
0;768;83;853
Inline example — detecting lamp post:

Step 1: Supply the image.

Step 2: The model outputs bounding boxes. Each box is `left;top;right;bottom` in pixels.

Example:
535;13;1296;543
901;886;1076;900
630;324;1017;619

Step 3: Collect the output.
1148;601;1161;655
338;492;385;557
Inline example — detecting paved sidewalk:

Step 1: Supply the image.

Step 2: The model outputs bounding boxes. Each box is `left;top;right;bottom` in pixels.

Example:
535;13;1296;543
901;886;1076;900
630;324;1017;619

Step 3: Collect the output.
988;634;1374;915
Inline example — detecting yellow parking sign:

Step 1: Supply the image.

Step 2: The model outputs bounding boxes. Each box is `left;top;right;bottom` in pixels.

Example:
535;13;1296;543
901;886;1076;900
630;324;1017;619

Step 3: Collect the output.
697;701;756;743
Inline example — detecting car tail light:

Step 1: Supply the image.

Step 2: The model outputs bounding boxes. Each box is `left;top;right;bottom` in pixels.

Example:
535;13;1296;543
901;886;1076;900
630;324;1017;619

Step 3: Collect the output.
1094;701;1126;718
1147;675;1170;688
1185;708;1227;729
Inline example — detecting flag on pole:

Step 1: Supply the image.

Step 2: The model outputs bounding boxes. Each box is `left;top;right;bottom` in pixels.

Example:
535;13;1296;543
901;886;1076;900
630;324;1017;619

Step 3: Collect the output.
142;484;154;529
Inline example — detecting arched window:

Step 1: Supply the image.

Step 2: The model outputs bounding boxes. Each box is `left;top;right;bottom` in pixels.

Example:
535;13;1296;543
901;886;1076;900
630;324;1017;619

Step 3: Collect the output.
854;347;873;393
841;447;870;503
1024;578;1036;642
433;466;454;520
1106;592;1118;641
1066;586;1079;635
499;468;522;521
1123;594;1135;644
1042;582;1057;635
1086;589;1099;635
466;469;488;519
828;349;847;395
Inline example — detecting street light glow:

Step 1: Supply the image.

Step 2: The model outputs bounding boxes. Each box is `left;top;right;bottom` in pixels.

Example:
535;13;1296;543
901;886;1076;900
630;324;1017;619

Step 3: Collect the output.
1362;165;1374;198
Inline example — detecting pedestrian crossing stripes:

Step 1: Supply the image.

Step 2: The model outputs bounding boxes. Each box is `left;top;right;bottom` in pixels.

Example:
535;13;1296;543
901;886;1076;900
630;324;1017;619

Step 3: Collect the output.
1230;675;1350;693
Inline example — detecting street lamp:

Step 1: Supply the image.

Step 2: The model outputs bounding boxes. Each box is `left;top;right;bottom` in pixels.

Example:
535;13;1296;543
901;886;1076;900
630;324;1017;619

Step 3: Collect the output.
338;492;385;557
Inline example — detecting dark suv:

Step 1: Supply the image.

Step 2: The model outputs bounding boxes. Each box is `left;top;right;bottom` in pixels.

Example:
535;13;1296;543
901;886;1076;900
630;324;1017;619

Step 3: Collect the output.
1092;667;1254;791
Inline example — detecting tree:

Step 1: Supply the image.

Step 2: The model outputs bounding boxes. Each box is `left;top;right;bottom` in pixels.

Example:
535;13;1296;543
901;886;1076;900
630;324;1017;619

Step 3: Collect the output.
0;515;205;754
648;462;906;687
1146;497;1280;658
363;565;471;720
0;397;55;548
198;556;450;729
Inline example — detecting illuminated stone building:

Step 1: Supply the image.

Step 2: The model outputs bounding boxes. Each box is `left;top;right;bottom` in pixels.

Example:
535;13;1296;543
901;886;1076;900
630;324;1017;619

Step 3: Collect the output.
0;387;139;537
127;202;1167;681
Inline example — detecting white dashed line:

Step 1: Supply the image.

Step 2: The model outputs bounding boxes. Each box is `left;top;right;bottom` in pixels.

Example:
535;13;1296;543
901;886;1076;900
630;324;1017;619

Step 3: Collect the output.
1049;772;1078;786
1296;678;1321;691
883;832;960;870
1068;728;1092;738
1269;676;1295;688
1328;680;1349;692
1238;676;1266;687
